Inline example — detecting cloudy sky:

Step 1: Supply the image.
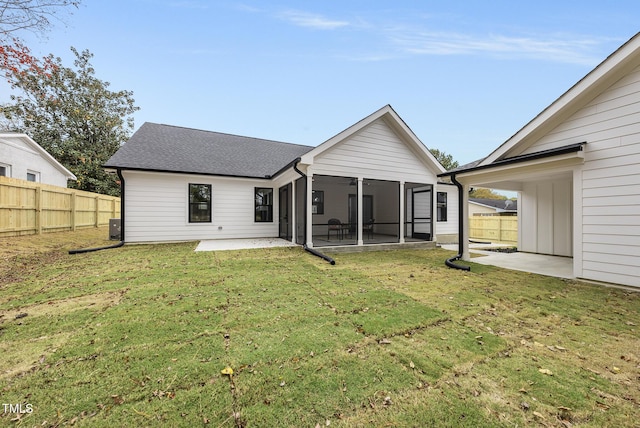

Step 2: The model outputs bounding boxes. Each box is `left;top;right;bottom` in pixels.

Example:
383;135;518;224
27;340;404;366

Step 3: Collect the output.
9;0;640;165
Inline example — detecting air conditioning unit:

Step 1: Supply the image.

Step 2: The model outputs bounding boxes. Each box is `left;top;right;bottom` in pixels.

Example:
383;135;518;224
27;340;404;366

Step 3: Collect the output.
109;218;121;240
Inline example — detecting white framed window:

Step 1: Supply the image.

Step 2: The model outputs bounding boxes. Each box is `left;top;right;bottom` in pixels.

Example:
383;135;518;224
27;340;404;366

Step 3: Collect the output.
27;170;40;182
0;163;10;177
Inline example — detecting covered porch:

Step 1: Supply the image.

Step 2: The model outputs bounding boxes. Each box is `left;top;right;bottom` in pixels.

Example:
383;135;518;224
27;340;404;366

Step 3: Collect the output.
297;175;435;248
439;143;586;278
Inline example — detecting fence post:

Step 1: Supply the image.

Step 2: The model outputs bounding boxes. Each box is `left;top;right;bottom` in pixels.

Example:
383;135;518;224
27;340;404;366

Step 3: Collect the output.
35;185;42;235
95;195;100;227
71;191;76;231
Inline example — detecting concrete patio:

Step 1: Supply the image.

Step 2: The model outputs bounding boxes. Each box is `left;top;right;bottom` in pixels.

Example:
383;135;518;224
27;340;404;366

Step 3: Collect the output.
442;244;574;279
195;238;297;252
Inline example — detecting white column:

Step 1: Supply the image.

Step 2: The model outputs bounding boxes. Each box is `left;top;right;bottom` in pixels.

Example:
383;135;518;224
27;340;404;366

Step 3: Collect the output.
460;182;470;260
572;168;582;279
357;178;363;245
291;181;297;244
306;173;314;248
399;181;405;243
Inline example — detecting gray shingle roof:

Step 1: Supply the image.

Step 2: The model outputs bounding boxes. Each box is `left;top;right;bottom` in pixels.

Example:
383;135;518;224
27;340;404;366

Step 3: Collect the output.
104;123;314;178
470;198;517;211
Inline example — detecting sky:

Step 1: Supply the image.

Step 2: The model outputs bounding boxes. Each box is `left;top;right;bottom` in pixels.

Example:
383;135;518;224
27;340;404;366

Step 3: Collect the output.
6;0;640;166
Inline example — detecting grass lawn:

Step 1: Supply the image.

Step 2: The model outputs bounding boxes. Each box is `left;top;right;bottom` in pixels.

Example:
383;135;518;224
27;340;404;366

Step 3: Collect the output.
1;228;639;427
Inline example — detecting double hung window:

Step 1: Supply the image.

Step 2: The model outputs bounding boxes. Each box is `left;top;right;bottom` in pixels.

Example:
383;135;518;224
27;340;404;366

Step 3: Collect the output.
255;187;273;222
437;192;447;222
189;184;212;223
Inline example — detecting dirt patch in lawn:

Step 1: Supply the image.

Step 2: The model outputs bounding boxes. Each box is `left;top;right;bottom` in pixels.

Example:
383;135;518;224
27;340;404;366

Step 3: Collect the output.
0;291;122;321
0;227;111;284
0;292;123;379
0;332;72;380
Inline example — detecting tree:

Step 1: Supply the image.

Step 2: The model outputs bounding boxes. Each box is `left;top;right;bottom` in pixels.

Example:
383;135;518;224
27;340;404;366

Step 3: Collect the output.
0;0;80;41
429;148;459;171
1;47;139;195
469;187;508;200
1;1;81;72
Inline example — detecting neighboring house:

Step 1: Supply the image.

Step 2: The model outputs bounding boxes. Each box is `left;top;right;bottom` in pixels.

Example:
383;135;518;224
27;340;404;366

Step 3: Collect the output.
440;32;640;288
0;132;76;187
104;105;458;248
469;198;517;216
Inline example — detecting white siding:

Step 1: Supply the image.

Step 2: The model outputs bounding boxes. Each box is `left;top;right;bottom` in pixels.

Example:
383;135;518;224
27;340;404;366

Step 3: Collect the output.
311;119;437;183
0;137;70;187
123;171;279;242
435;183;459;236
520;180;572;257
519;65;640;286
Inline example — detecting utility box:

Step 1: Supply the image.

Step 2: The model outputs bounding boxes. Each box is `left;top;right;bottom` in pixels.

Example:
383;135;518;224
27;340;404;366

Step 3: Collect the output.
109;218;121;240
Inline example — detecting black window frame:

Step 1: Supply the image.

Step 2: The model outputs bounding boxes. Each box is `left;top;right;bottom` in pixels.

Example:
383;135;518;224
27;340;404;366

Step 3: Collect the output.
189;183;212;223
437;191;447;222
255;187;274;222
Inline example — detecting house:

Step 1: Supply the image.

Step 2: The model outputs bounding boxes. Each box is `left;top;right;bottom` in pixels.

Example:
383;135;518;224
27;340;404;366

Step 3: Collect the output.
469;198;517;216
440;32;640;288
0;132;76;187
104;105;458;249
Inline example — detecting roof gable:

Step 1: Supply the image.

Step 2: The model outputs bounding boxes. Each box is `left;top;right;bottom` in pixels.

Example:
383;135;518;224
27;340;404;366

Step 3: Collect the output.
481;32;640;166
104;123;313;178
300;104;445;174
0;133;76;180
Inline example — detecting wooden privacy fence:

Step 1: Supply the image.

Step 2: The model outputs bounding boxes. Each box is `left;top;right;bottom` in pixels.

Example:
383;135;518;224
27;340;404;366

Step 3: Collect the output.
0;176;120;237
469;215;518;244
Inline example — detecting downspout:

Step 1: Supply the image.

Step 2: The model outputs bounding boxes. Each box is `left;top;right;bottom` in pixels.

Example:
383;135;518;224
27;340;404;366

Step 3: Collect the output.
445;174;471;271
69;168;126;254
293;158;336;265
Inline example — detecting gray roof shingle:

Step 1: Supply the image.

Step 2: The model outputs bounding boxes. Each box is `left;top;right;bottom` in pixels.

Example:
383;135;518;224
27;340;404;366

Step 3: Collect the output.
104;123;314;178
470;198;517;211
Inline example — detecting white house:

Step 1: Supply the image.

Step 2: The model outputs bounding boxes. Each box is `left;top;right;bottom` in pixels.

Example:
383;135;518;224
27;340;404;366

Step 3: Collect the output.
469;198;517;216
0;132;76;187
104;105;458;249
441;32;640;288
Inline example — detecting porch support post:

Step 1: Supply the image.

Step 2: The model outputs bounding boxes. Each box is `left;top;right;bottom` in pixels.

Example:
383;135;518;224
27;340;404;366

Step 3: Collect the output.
460;182;470;260
306;173;314;248
399;181;405;243
357;177;363;245
291;180;297;244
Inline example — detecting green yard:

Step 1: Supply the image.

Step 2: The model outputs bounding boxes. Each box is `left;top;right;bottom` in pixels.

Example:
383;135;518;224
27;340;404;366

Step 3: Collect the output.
1;228;638;427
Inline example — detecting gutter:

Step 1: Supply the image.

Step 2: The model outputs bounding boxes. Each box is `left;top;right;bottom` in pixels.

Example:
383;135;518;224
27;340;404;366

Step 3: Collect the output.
439;142;585;178
292;158;336;265
444;174;470;271
69;169;126;254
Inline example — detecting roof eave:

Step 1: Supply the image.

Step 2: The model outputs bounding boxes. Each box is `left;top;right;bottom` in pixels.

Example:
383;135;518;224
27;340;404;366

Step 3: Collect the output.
439;142;586;178
102;165;275;181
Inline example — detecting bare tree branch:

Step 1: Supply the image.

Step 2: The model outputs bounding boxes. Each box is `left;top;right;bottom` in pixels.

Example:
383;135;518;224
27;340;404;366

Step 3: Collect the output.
0;0;80;42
